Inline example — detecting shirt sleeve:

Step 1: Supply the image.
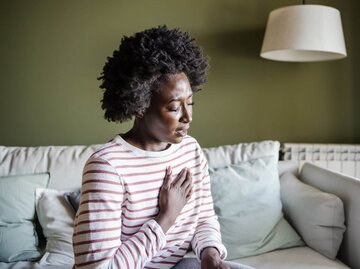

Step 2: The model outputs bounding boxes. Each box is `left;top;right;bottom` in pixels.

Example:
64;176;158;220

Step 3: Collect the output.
190;146;227;261
73;155;166;269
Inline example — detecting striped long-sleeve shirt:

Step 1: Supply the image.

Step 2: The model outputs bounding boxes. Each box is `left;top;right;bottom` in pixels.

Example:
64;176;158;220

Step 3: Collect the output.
73;135;227;269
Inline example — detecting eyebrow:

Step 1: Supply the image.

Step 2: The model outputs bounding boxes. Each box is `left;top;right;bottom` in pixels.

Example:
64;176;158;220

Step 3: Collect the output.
168;94;193;104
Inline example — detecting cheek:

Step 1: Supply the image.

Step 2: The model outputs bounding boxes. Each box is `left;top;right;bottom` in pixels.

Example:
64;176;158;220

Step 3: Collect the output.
161;114;180;131
148;111;179;134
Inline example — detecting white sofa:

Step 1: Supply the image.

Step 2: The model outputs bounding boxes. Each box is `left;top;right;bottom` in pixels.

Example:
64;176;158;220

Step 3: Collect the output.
0;142;359;269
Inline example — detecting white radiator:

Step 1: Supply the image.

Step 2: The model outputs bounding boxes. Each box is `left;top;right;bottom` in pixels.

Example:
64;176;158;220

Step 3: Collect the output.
282;143;360;179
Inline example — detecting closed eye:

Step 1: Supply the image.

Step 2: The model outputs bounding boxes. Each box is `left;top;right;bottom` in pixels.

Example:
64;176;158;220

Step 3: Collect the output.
168;102;194;112
169;107;180;112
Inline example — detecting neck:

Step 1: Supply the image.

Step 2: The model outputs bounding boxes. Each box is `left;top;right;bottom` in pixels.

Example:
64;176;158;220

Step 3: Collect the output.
122;121;169;152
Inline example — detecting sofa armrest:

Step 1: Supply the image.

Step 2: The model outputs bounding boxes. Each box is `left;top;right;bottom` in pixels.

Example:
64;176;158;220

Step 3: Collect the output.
299;163;360;269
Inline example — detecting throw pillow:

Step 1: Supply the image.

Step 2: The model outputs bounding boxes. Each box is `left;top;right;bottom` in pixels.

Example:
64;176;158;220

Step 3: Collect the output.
35;188;75;265
203;140;280;171
64;189;81;213
0;173;50;262
210;156;304;260
280;172;346;259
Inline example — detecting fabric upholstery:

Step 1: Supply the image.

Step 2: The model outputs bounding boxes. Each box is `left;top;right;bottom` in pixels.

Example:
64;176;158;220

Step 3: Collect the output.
235;246;350;269
35;188;75;266
63;189;81;213
0;145;101;189
0;173;49;262
184;247;349;269
280;172;345;259
202;141;279;170
210;156;303;259
0;144;356;269
2;247;350;269
300;163;360;269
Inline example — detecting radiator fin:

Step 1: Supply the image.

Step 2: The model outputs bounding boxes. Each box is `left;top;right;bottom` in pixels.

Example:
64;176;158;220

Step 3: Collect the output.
282;143;360;179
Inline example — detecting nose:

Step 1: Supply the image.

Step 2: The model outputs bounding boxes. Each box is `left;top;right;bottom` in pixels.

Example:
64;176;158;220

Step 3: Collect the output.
180;105;192;123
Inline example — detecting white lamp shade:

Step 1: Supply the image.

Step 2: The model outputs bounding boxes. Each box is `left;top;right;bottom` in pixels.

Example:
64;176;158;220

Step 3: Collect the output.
260;5;347;62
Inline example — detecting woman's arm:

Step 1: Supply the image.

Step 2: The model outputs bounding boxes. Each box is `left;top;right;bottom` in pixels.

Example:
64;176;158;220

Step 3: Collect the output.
73;156;166;269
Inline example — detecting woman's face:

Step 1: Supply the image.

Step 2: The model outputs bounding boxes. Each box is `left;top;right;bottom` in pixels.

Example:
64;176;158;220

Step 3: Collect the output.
140;72;193;147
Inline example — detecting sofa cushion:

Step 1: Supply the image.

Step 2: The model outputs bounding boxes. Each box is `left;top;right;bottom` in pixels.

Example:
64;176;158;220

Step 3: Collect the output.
0;145;101;190
35;188;75;266
210;156;303;260
184;246;349;269
204;141;303;260
0;173;49;262
0;261;72;269
235;246;350;269
203;140;280;171
280;172;346;259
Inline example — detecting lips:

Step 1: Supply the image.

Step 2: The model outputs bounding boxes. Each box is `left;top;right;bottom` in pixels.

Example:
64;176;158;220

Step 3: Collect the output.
175;127;189;137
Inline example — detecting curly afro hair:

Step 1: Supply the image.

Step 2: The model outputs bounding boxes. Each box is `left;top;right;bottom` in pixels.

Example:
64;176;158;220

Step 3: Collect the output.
98;25;209;123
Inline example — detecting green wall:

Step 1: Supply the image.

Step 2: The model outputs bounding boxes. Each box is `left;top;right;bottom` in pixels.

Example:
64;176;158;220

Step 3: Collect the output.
352;0;360;143
0;0;358;147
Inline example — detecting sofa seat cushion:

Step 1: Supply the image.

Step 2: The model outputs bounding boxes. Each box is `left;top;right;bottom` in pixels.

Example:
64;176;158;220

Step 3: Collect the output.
234;246;350;269
4;247;349;269
0;261;71;269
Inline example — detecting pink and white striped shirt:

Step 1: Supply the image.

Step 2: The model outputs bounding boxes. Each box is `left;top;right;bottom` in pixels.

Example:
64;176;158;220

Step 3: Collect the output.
73;135;227;269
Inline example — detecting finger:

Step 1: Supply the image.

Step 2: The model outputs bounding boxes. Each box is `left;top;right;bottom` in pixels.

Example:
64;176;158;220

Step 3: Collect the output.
182;178;191;190
181;171;192;191
172;168;187;187
181;169;192;188
185;190;192;200
163;166;172;188
185;183;193;198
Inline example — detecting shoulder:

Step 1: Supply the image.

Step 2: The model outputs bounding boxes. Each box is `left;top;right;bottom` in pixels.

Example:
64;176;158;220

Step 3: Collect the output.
180;135;201;149
177;135;205;161
88;136;128;163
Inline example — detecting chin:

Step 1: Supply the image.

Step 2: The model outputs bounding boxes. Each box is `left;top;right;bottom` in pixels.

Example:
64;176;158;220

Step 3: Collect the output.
170;135;185;144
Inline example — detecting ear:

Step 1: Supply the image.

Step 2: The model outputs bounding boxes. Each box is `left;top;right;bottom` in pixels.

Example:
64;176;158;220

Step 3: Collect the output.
136;111;144;119
134;110;146;121
136;102;153;119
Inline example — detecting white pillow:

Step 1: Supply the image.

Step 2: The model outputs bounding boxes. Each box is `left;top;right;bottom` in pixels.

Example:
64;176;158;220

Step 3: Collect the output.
35;188;75;265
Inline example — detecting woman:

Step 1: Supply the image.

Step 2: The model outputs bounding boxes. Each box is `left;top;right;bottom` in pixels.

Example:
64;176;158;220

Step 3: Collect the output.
73;25;253;269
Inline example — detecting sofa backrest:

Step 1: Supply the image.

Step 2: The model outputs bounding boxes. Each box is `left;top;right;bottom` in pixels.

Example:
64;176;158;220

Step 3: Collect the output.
0;145;101;190
0;142;298;190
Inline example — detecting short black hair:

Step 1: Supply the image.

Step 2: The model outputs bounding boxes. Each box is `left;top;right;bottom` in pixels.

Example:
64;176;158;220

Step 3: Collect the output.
98;25;209;123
